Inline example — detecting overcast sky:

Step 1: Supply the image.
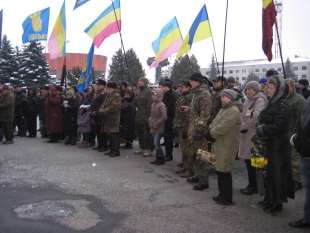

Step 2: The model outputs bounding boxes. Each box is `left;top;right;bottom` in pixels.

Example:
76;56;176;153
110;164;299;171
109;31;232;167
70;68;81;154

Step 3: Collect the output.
0;0;309;82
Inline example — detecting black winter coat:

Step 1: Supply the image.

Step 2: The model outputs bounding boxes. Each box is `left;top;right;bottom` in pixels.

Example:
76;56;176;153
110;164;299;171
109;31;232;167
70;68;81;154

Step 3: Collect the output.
62;96;79;135
39;95;47;120
120;98;136;138
257;75;295;204
91;91;109;125
163;90;179;135
25;93;40;115
14;91;27;117
294;97;310;157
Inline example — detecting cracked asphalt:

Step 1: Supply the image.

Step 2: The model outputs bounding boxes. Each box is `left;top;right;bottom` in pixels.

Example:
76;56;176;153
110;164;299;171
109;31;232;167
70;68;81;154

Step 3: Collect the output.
0;136;308;233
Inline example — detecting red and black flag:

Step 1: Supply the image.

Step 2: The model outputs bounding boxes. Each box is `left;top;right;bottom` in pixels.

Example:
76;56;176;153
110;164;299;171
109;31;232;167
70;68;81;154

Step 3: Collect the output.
60;57;66;86
262;0;277;62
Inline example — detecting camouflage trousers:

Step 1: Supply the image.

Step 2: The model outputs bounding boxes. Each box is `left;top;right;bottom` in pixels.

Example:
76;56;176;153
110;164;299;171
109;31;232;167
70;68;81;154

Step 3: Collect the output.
190;139;209;185
176;128;193;173
291;145;301;183
135;123;155;150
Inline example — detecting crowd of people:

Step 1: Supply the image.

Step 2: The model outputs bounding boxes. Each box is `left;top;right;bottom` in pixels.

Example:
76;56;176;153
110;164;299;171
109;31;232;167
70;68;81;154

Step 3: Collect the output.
0;70;310;228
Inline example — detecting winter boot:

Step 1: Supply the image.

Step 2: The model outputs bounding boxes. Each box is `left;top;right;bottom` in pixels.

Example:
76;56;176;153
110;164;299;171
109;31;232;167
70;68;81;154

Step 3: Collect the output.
143;149;152;157
150;153;159;164
79;140;88;148
134;148;144;154
155;155;165;165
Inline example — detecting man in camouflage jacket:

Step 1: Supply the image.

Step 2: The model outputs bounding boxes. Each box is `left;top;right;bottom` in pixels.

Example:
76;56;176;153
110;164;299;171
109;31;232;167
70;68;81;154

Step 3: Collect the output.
180;73;212;190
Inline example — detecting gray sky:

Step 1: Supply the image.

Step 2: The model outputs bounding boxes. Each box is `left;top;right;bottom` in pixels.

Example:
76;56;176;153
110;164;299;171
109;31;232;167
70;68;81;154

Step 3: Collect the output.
0;0;309;82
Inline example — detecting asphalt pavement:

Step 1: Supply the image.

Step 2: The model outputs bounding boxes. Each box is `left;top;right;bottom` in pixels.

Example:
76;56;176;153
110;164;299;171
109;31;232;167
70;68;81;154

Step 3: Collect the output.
0;135;308;233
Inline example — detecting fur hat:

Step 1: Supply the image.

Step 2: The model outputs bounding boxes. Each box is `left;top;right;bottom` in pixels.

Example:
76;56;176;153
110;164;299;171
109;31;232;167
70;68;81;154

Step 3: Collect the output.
299;79;309;86
67;90;74;97
107;81;117;89
163;79;173;89
121;81;128;88
246;81;261;93
2;85;10;90
220;89;237;101
96;79;107;86
139;77;149;85
285;78;296;87
190;72;204;83
124;88;133;96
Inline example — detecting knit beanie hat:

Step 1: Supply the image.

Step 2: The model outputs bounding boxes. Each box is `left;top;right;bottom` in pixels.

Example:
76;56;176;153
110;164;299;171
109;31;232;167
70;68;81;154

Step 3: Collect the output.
139;77;149;85
163;79;173;89
67;90;74;97
246;81;261;93
220;89;237;101
299;79;309;86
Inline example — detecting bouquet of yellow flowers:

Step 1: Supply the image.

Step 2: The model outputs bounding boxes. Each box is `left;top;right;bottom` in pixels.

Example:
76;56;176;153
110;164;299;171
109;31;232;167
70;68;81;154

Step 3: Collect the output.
250;136;268;168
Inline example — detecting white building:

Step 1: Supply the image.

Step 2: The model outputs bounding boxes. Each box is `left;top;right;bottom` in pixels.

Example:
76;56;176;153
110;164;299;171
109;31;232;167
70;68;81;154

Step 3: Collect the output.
200;56;310;85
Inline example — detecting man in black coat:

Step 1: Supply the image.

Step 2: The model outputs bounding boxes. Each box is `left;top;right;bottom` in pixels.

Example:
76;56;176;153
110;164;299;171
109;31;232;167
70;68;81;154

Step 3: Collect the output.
289;97;310;228
299;79;310;100
14;85;27;137
162;79;179;161
25;87;40;138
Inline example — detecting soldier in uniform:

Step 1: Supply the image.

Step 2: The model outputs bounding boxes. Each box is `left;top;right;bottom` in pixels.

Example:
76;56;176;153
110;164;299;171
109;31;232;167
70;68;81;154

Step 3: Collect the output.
173;80;193;178
180;72;212;190
133;77;155;156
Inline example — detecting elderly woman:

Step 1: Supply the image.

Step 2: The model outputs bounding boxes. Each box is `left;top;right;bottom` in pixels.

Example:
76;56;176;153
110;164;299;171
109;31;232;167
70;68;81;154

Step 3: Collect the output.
206;89;243;206
255;75;295;213
239;81;267;195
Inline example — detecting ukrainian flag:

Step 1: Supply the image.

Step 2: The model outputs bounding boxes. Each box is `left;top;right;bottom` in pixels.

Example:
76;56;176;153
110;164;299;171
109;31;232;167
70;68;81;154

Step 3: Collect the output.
176;5;212;58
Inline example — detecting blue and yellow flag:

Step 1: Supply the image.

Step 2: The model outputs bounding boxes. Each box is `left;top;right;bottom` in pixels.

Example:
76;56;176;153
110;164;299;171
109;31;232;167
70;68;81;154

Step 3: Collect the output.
77;44;95;92
73;0;90;10
176;5;212;58
22;7;50;44
0;10;3;49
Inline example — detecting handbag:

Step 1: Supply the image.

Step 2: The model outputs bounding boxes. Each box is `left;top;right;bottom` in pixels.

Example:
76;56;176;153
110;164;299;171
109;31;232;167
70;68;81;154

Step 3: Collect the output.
196;140;215;164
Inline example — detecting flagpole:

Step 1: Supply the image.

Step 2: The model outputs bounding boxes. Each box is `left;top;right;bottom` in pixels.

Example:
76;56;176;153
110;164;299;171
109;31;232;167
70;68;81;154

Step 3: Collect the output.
111;0;132;84
206;11;220;74
221;0;229;90
275;21;286;79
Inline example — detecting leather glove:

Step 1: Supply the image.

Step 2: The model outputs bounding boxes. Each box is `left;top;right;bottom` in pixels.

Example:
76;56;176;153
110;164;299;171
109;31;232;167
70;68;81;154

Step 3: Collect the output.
181;130;188;139
205;129;215;142
241;129;248;134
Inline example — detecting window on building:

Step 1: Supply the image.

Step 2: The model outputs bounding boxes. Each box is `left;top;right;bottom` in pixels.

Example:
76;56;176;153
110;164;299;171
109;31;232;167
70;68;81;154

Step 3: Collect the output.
236;70;239;73
248;69;253;73
224;70;227;74
277;68;282;71
262;68;267;72
270;68;274;70
302;75;307;79
229;70;233;74
255;69;259;72
236;77;239;81
294;67;298;71
242;77;246;80
302;66;307;70
242;69;246;73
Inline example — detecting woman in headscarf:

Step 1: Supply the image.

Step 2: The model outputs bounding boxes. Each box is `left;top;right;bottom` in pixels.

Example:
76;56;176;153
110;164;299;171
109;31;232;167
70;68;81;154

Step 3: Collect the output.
255;74;295;213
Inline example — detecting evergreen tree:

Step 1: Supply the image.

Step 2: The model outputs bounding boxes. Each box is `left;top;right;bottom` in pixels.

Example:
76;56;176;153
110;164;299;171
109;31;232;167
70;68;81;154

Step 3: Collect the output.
108;48;145;84
170;54;200;84
0;35;15;85
243;72;259;88
208;54;218;81
19;42;50;88
67;66;82;86
284;57;296;78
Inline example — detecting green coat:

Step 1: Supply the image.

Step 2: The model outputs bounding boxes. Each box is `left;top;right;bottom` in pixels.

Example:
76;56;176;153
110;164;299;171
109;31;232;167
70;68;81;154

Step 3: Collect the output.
210;100;243;173
133;86;153;125
173;90;193;130
188;83;212;140
0;92;15;122
286;90;305;136
99;90;121;133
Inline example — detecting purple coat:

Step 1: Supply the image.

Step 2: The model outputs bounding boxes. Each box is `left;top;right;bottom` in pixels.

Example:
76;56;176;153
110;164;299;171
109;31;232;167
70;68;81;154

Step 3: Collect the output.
77;107;91;134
